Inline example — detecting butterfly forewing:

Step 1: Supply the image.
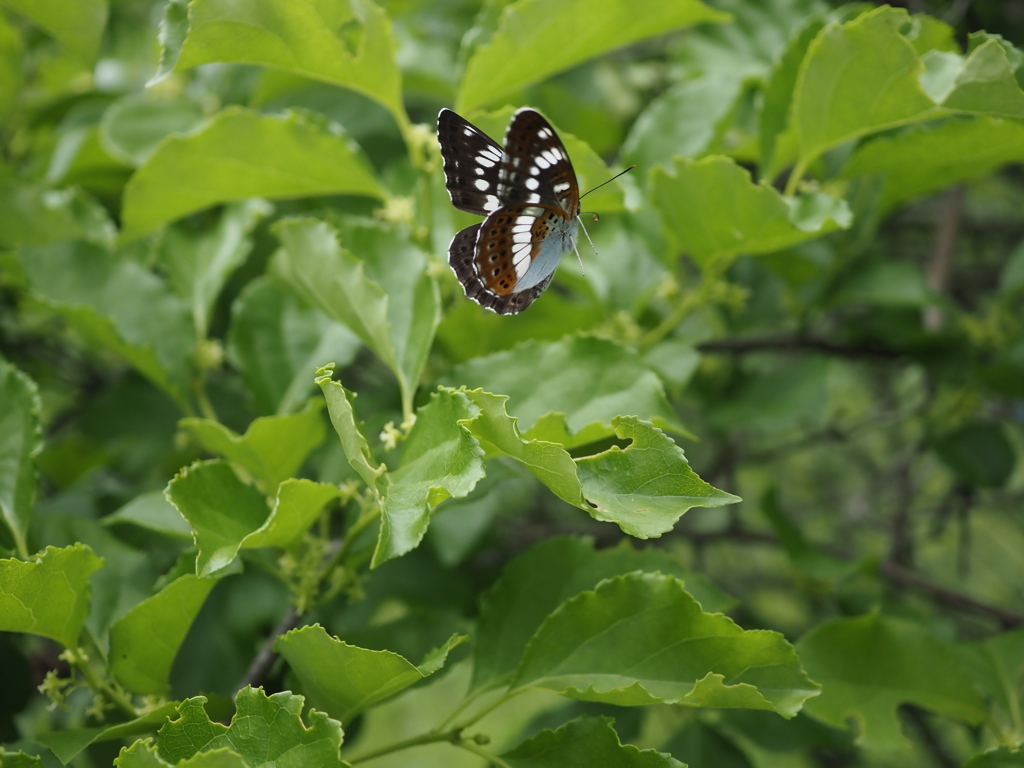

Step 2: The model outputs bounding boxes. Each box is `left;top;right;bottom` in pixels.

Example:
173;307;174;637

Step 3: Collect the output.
494;109;581;217
437;109;505;215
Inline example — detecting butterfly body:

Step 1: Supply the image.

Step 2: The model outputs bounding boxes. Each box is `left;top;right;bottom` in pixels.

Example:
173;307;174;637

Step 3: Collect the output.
437;108;581;314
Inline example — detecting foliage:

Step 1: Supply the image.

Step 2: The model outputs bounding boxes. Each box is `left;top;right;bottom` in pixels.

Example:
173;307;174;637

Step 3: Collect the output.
1;0;1023;766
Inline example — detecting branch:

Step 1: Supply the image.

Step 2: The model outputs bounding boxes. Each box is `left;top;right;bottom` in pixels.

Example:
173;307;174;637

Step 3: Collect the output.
878;561;1024;628
680;524;1024;629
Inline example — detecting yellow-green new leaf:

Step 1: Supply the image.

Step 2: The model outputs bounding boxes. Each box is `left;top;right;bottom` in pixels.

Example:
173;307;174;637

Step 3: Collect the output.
122;109;383;239
0;544;103;648
458;0;729;112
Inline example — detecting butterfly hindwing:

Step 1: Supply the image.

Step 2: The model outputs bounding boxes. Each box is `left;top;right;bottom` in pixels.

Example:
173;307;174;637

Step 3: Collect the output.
448;219;552;315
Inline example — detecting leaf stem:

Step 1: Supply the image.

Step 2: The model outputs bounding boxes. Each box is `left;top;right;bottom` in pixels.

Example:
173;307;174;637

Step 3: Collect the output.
73;654;138;719
783;157;808;197
638;269;718;352
457;739;512;768
451;687;523;731
436;682;504;730
348;728;456;764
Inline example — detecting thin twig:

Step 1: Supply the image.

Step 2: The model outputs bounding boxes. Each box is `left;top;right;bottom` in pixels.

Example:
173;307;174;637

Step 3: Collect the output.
923;186;964;331
235;605;300;693
887;451;917;568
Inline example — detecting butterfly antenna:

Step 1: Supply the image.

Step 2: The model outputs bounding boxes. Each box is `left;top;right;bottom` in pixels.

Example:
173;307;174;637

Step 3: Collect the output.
579;165;636;200
577;215;598;263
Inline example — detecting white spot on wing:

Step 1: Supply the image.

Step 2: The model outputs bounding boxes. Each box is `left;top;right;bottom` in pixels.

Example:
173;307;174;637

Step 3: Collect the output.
464;127;475;137
513;249;533;279
474;178;490;191
525;177;539;190
535;155;552;170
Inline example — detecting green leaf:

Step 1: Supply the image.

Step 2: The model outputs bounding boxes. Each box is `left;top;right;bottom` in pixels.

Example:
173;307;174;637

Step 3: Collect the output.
0;15;23;123
0;178;115;249
511;572;819;717
760;15;829;180
159;200;273;338
451;391;733;538
275;624;466;722
662;717;754;768
575;417;740;538
179;400;327;493
623;75;740;171
374;389;485;567
790;6;938;170
934;421;1017;489
472;536;735;692
0;543;103;648
22;240;194;410
98;94;205;166
166;0;409;141
0;360;41;556
651;156;851;268
165;460;269;577
116;739;250;768
122;109;384;240
428;464;535;567
0;0;107;59
457;389;584;507
0;752;42;768
241;479;343;550
156;687;346;766
502;716;683;767
447;335;690;448
957;626;1024;740
274;219;439;415
102;490;193;540
966;747;1024;768
842;117;1024;213
796;613;987;749
228;278;362;416
828;260;931;308
457;0;730;112
37;706;181;765
760;487;858;580
109;574;219;695
1002;237;1024;299
940;38;1024;118
316;372;387;497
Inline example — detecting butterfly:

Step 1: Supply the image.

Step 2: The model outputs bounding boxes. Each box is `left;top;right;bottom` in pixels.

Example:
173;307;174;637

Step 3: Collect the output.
437;108;583;315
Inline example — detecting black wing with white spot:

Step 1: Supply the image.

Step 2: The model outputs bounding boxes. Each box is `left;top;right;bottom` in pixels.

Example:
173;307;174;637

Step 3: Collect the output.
498;108;580;217
437;109;505;216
